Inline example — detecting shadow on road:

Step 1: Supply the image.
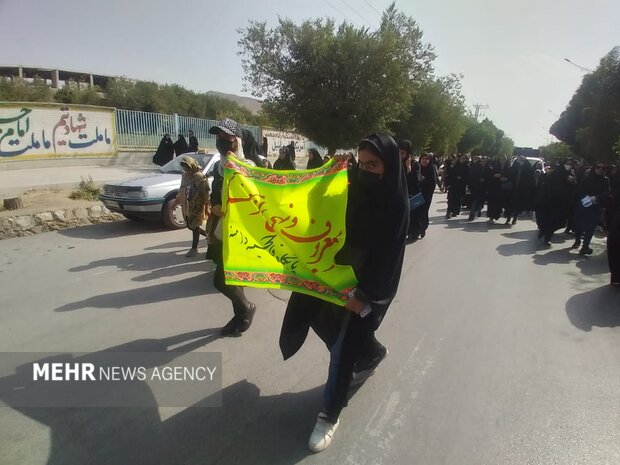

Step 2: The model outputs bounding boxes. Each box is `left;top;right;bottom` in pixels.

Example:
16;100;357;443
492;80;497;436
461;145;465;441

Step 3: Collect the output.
575;250;610;276
565;285;620;331
59;220;173;240
69;250;208;275
54;273;217;312
0;331;319;465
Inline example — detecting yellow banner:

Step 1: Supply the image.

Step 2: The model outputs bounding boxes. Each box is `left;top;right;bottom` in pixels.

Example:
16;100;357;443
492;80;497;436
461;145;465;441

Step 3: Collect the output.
222;156;358;305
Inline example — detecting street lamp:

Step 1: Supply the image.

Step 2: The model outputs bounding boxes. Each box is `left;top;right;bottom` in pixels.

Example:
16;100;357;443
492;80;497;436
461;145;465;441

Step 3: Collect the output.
564;58;594;73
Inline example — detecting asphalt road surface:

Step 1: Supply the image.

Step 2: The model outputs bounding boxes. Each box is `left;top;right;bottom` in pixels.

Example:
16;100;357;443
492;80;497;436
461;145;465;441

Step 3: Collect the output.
0;197;618;465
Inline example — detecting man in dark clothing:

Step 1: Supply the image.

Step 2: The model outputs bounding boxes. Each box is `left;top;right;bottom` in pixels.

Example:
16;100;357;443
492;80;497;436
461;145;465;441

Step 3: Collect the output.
207;118;257;336
188;130;199;152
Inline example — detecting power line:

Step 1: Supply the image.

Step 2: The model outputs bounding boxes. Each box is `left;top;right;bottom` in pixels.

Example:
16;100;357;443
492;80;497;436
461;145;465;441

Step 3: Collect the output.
323;0;354;24
338;0;377;29
363;0;382;16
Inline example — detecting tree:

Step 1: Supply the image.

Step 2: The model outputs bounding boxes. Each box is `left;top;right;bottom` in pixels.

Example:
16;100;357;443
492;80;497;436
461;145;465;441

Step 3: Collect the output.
391;74;469;155
550;46;620;164
539;142;574;161
0;77;53;102
238;3;435;153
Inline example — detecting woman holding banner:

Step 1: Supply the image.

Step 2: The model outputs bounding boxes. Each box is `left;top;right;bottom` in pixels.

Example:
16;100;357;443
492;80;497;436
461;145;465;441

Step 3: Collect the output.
279;133;409;452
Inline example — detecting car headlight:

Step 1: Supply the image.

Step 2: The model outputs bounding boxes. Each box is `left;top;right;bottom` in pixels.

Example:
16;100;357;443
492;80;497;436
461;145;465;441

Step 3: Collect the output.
125;189;148;199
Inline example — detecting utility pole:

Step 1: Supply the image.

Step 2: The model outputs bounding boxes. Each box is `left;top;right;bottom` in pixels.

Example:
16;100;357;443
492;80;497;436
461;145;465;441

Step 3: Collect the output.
473;104;489;121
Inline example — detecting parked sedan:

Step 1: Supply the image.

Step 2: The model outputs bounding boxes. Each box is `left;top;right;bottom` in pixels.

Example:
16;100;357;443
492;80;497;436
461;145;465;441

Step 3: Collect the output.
99;152;220;229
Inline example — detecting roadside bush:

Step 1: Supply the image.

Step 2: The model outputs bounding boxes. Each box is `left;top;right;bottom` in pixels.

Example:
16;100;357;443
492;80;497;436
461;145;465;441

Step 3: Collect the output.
69;177;101;201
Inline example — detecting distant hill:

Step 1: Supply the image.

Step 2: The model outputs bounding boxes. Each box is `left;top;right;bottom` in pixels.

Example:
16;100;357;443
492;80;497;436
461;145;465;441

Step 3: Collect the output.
206;91;263;114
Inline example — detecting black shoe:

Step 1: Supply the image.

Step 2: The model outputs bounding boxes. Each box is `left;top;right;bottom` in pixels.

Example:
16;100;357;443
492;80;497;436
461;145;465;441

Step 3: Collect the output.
579;247;593;256
420;231;426;238
511;218;517;225
237;303;256;333
571;240;581;249
220;316;242;337
354;343;388;375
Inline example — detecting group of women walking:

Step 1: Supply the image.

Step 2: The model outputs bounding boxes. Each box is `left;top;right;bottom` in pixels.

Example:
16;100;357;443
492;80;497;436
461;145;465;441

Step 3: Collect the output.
441;154;620;284
176;118;619;454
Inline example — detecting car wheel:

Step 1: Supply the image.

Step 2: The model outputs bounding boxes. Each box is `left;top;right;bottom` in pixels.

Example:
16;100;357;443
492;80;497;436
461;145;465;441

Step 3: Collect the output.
162;199;186;229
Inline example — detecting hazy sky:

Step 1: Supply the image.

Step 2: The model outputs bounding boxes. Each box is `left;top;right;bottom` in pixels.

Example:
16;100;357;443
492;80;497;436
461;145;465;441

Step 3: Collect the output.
2;0;619;147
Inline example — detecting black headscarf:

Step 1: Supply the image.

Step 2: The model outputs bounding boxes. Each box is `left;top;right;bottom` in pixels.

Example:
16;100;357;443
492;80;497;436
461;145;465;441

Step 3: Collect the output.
152;134;174;166
343;133;409;301
306;149;324;169
241;128;263;167
174;135;189;156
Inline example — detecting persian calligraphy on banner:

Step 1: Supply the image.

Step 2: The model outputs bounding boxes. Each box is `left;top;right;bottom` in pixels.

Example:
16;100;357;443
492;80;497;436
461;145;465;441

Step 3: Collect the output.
222;156;358;306
0;103;116;159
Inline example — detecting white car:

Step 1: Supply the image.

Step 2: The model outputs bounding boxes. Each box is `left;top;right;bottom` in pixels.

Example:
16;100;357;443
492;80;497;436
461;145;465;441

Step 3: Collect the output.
99;152;220;229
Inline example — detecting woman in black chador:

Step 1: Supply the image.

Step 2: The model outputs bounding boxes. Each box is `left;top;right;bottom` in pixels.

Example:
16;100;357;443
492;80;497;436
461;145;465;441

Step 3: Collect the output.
446;154;469;218
152;134;175;166
306;148;325;169
535;159;577;245
418;153;437;237
173;134;190;156
572;162;610;255
486;156;505;223
279;134;409;453
467;157;490;220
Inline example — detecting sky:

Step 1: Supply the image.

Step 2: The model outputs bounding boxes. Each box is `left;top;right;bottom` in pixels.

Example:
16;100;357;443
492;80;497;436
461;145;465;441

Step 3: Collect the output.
2;0;619;148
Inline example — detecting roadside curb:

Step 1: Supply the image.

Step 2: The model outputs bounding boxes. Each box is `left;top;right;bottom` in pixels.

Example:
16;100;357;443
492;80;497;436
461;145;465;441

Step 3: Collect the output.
0;205;125;240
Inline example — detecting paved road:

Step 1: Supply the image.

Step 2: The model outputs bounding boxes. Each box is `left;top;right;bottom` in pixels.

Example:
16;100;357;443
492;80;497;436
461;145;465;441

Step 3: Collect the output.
0;198;618;465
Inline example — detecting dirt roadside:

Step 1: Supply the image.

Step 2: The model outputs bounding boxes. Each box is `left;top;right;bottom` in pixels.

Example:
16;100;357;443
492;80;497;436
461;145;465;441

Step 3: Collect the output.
0;188;124;240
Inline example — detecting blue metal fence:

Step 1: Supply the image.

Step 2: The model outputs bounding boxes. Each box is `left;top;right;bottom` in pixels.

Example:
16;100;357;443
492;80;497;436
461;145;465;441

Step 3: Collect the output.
115;109;261;150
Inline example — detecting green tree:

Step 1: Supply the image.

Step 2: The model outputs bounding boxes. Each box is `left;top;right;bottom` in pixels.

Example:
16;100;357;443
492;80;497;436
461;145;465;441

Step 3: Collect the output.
238;3;435;153
550;46;620;164
0;77;53;102
391;74;469;155
539;142;573;161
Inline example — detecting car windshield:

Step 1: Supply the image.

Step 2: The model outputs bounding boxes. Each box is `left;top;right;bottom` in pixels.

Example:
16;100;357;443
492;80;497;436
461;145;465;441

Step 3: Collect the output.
159;154;213;174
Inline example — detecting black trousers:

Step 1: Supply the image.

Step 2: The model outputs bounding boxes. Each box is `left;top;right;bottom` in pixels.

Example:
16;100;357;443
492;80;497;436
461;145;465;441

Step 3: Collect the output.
210;243;251;317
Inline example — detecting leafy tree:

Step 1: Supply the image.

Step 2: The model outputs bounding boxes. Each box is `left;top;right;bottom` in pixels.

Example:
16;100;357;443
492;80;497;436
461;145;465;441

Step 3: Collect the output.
0;77;53;102
391;74;469;155
539;142;574;161
238;3;435;153
550;46;620;164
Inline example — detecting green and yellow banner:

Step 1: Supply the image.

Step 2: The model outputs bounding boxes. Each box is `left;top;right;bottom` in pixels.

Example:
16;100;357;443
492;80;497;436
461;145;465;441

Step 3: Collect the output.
222;156;358;305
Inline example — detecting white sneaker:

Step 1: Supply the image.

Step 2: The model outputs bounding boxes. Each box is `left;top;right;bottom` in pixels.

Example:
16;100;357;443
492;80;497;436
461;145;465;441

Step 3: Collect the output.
308;412;339;453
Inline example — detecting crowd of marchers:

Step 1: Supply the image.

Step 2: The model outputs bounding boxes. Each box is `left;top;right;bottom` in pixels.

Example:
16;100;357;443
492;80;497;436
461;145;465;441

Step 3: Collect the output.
427;152;620;285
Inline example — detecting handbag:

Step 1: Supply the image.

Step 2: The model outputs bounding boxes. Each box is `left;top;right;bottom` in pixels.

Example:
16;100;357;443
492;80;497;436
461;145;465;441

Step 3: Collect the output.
409;192;425;210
